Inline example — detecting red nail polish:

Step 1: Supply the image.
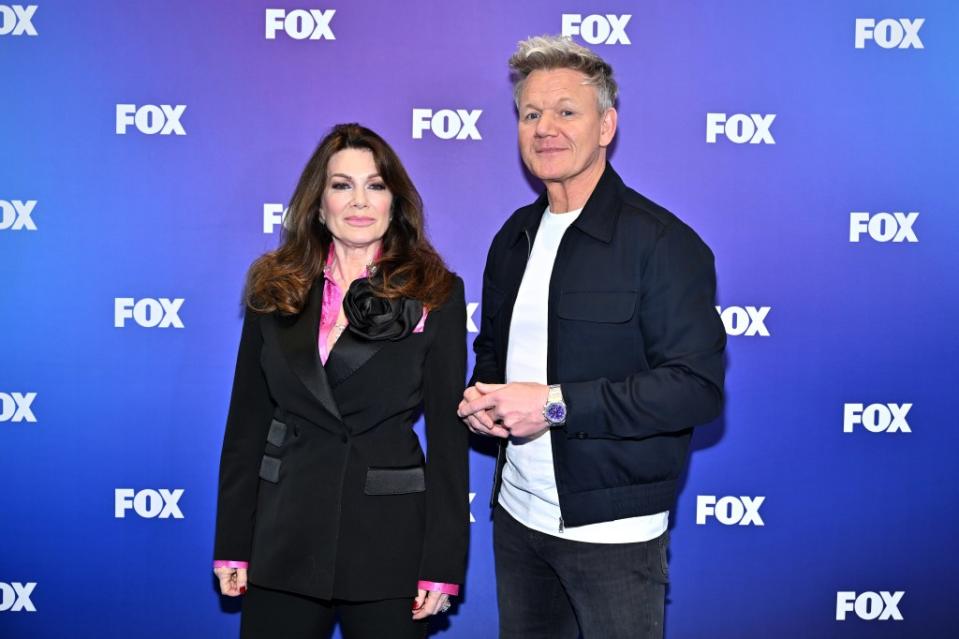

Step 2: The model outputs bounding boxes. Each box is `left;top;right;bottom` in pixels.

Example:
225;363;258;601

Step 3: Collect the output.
412;601;421;611
239;586;247;594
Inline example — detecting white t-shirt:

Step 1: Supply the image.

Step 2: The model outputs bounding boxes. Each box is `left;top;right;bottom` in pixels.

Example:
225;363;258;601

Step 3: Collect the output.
497;207;669;543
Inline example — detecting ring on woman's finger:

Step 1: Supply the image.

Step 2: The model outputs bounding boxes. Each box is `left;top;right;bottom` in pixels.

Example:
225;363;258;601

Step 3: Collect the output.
440;600;452;613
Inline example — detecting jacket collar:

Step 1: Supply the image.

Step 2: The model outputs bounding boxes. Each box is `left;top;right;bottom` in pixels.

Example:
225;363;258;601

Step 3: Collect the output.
318;260;387;389
264;279;342;422
512;162;624;247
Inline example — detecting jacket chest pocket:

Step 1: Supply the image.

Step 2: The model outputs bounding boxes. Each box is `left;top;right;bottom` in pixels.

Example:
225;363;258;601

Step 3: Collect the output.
556;290;641;380
557;290;637;323
259;419;296;484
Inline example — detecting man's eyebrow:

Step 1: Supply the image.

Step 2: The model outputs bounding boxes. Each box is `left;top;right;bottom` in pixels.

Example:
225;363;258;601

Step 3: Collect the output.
521;97;577;109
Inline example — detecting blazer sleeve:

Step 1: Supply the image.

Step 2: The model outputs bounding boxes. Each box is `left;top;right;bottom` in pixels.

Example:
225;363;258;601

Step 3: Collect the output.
469;241;503;385
561;221;726;439
214;306;275;562
418;276;470;585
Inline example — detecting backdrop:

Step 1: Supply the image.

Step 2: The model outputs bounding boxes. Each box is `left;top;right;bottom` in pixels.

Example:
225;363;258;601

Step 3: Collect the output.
2;1;958;637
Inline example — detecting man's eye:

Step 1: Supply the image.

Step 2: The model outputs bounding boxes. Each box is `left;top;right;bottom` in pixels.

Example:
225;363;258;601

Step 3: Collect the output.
524;112;540;121
561;110;575;117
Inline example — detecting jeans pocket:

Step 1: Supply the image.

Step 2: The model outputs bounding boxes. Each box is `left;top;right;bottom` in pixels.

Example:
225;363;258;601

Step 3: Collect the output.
657;531;670;583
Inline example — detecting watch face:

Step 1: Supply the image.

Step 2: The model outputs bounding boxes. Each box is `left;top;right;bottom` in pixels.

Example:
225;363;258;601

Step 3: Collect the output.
545;402;567;424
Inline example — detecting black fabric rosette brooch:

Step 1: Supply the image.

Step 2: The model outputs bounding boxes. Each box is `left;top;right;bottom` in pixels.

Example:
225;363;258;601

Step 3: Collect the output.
342;277;423;341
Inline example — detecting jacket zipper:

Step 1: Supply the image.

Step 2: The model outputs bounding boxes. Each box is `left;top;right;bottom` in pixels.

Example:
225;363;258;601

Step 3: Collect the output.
548;223;577;535
489;227;535;509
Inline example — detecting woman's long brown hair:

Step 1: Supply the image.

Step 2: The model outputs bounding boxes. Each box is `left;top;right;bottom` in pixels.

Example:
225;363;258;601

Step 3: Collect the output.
247;123;454;315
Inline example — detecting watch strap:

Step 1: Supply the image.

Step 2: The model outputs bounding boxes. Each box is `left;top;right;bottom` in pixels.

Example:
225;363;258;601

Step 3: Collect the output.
547;384;563;403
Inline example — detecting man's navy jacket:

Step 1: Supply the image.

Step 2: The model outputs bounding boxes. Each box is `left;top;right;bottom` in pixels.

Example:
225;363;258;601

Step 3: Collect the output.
471;163;726;527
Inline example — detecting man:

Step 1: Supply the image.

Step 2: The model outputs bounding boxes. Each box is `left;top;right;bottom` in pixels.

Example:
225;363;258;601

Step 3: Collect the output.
458;36;726;639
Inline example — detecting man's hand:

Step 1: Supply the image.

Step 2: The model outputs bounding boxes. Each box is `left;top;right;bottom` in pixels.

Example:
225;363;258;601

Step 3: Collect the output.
459;382;550;439
459;385;510;437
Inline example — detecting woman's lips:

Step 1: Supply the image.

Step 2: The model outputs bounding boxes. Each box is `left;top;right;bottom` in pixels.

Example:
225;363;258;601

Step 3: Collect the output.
345;216;376;226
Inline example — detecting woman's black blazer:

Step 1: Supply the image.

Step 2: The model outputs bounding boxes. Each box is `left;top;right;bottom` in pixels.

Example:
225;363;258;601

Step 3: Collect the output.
214;275;469;601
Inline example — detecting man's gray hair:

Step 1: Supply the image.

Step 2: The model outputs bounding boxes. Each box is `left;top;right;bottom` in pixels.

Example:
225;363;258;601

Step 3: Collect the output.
509;35;618;112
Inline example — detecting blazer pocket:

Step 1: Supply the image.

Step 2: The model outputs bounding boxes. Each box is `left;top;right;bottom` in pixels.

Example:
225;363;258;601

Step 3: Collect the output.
259;455;282;483
557;290;637;323
265;419;288;448
364;465;426;496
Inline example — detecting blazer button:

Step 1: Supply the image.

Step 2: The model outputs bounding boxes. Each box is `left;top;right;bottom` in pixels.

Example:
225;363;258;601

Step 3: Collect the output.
576;432;587;439
340;434;348;443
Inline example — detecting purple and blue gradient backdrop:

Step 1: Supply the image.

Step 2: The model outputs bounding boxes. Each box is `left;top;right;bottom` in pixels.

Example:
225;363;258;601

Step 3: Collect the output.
2;1;958;636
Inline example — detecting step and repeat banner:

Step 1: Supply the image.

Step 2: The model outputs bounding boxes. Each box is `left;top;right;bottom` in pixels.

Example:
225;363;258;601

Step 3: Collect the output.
2;1;957;637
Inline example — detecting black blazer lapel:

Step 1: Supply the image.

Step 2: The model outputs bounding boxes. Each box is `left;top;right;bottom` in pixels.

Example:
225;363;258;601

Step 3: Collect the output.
264;279;342;421
324;329;388;389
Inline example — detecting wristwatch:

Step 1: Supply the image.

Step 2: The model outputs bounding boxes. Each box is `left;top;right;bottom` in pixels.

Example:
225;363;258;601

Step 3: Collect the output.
543;384;567;427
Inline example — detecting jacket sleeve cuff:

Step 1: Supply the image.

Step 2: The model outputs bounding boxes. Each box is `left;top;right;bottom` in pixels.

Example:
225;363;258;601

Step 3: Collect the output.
213;560;249;569
561;380;604;438
417;580;460;596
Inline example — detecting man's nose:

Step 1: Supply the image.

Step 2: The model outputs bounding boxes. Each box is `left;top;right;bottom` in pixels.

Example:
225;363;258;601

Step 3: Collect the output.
534;112;557;137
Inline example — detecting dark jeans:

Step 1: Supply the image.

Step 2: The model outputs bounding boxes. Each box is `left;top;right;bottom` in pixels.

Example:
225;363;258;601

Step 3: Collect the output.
240;583;427;639
493;505;669;639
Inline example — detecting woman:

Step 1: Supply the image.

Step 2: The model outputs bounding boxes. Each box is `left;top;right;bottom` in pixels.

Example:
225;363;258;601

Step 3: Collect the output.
213;123;468;638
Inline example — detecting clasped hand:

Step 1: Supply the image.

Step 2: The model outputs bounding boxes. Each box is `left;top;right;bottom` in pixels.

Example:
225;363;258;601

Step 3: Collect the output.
457;382;549;439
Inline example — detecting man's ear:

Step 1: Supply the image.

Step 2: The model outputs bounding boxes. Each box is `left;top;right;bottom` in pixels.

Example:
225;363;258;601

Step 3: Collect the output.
600;107;618;148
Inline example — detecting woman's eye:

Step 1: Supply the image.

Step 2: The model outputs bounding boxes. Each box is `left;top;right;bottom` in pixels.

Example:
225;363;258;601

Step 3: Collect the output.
330;182;350;190
524;112;540;121
368;183;387;191
561;110;575;117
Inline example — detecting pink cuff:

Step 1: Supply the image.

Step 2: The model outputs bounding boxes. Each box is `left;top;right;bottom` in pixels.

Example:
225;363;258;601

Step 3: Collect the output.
417;580;459;596
213;560;249;569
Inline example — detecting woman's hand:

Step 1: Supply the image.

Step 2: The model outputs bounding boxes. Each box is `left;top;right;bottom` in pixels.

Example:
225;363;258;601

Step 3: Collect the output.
411;588;450;620
214;566;248;597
